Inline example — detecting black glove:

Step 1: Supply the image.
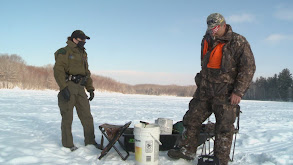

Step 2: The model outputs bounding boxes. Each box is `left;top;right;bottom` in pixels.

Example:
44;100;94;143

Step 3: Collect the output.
88;90;94;101
61;87;70;102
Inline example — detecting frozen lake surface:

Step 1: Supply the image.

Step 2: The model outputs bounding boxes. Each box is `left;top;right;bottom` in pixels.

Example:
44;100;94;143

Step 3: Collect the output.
0;89;292;164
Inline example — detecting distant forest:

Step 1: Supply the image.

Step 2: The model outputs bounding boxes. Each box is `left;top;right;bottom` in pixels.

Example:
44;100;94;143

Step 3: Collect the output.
0;54;195;97
243;68;293;101
1;54;293;101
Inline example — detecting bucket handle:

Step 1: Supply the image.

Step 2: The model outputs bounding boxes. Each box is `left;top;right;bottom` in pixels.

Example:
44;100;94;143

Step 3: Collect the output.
149;133;162;145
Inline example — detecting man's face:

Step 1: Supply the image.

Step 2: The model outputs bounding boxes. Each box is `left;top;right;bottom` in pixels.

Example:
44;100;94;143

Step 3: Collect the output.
77;38;86;43
211;24;226;38
73;38;86;44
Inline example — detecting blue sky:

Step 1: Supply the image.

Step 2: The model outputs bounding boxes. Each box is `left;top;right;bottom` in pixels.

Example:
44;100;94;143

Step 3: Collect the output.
1;0;293;85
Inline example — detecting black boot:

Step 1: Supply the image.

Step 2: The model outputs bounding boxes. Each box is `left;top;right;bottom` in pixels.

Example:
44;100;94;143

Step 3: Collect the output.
167;149;194;160
93;143;103;150
86;142;103;150
70;146;78;152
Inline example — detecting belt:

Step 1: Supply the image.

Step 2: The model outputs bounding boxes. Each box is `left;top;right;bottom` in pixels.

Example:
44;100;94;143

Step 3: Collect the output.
66;74;87;85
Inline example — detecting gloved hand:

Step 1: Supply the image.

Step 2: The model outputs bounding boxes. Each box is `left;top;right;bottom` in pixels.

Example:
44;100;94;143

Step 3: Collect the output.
61;86;70;102
88;90;94;101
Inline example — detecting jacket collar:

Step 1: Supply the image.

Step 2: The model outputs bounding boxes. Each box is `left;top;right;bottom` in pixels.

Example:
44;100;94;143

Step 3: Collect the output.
216;24;233;42
204;24;233;43
66;40;86;51
66;40;77;48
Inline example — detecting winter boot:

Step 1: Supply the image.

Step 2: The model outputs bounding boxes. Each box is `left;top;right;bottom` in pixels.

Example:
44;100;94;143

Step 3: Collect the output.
167;148;194;161
86;142;103;150
93;143;103;150
70;146;78;152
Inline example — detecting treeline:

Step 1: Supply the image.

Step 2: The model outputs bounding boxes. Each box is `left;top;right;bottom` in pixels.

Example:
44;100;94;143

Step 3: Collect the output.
0;54;196;97
243;68;293;101
2;54;292;101
0;54;56;89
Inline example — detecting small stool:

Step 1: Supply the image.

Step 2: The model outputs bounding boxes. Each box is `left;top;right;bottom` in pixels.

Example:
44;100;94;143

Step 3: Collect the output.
98;121;132;160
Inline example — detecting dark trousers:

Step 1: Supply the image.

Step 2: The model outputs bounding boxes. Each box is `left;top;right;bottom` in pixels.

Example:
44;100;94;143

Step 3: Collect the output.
58;81;96;148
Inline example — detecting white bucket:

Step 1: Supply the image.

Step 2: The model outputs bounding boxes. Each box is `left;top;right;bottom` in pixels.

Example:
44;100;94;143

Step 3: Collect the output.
155;118;173;135
134;123;161;165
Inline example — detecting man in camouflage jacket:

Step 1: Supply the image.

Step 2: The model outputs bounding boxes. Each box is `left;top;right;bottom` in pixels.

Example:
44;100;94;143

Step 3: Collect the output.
168;13;256;165
54;30;101;151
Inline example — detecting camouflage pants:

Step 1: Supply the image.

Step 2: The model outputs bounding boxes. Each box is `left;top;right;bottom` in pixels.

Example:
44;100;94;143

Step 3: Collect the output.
58;81;96;148
178;81;238;165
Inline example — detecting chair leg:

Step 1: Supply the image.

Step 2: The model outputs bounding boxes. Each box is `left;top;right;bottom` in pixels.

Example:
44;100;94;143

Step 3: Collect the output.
98;122;131;160
111;140;130;160
230;132;238;161
100;135;104;149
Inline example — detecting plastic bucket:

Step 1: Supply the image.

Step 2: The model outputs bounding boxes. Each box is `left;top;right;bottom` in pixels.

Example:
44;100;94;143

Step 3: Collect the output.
134;123;161;165
155;118;173;135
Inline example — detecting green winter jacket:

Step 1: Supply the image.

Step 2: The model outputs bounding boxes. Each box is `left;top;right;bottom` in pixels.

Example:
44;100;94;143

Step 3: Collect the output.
53;40;94;91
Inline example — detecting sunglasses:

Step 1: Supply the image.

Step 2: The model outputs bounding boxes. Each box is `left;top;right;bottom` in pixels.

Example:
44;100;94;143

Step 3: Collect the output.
210;25;221;35
207;19;216;26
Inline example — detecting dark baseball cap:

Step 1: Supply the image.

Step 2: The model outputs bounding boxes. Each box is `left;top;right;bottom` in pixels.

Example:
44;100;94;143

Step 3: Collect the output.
71;30;90;40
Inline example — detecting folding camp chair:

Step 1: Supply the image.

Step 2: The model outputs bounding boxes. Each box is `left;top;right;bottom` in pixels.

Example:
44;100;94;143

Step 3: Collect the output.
98;121;132;160
198;105;241;164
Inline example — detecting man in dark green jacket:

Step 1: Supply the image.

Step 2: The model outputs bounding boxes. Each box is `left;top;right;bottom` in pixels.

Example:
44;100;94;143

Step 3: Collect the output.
168;13;256;164
54;30;101;151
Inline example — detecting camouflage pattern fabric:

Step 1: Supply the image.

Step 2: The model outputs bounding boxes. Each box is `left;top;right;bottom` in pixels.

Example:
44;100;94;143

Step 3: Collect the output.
177;24;255;165
178;88;238;165
199;24;256;97
207;13;225;30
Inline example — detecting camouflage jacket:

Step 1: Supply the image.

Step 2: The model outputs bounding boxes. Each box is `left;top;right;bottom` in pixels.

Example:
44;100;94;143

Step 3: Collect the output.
196;24;256;97
53;40;94;91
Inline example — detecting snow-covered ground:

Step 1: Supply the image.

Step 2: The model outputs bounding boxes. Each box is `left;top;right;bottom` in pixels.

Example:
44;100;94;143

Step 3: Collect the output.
0;89;293;165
